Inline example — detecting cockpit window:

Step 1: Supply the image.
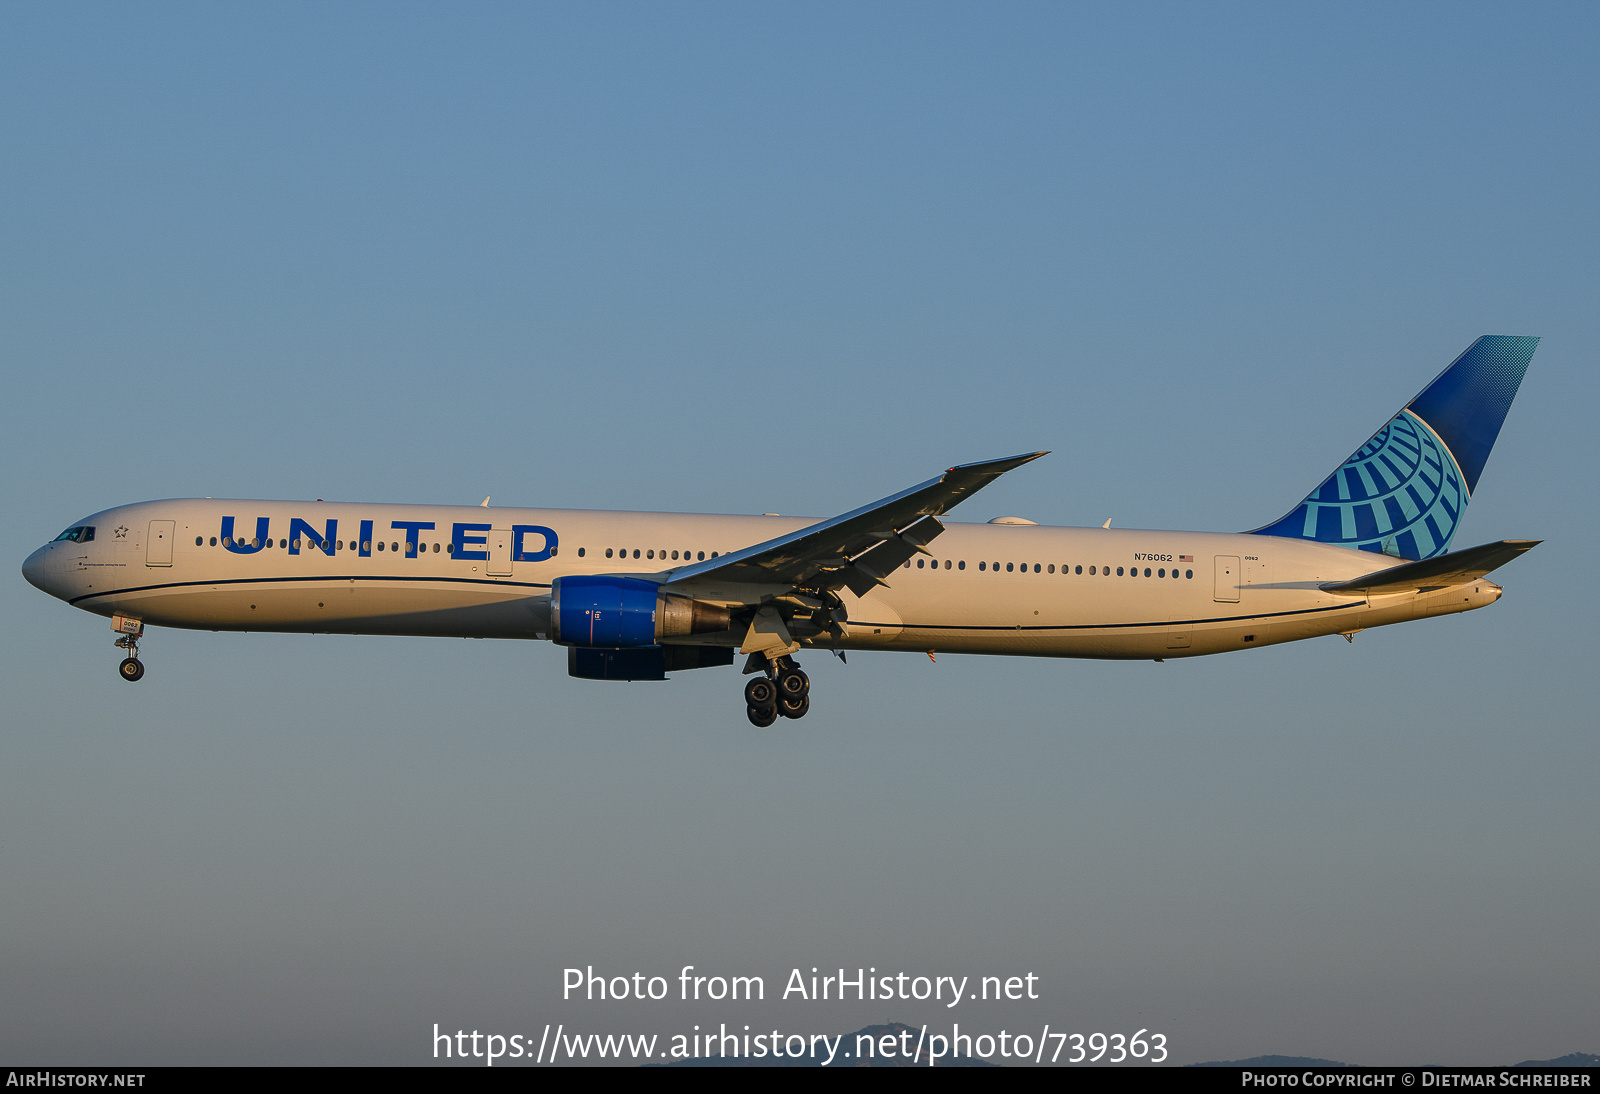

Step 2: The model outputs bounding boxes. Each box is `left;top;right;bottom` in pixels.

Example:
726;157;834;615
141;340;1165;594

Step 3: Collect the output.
53;526;94;543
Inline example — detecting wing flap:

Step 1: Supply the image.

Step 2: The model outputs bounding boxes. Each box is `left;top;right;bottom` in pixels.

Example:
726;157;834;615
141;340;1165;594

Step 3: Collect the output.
1319;539;1541;596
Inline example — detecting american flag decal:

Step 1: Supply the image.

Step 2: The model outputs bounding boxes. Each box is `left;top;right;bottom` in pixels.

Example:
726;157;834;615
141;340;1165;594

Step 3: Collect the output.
1179;555;1193;562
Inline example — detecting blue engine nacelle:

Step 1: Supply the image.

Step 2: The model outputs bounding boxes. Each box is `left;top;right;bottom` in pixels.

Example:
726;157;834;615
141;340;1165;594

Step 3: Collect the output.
551;575;734;648
551;575;660;647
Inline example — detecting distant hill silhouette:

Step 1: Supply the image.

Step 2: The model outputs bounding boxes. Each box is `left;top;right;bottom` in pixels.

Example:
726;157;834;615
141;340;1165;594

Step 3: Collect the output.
660;1022;993;1067
662;1035;1598;1069
1191;1051;1599;1069
1188;1055;1346;1068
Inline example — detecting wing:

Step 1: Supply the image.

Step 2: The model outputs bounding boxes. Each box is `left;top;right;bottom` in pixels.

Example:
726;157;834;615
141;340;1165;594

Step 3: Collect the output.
1319;539;1541;596
662;451;1048;600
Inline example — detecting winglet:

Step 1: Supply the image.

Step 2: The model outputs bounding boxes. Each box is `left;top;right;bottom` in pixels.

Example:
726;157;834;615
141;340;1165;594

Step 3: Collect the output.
937;451;1049;506
946;451;1049;478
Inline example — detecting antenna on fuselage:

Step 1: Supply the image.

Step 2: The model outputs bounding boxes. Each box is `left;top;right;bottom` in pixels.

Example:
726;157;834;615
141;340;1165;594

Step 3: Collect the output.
480;496;490;507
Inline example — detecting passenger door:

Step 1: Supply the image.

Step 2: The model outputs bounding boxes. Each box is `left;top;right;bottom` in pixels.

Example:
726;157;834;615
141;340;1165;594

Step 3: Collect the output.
146;520;175;567
486;527;513;577
1213;555;1240;603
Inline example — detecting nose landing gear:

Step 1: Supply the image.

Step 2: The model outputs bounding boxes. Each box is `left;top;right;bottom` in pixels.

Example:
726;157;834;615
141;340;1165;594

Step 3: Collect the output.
112;615;145;682
743;654;809;726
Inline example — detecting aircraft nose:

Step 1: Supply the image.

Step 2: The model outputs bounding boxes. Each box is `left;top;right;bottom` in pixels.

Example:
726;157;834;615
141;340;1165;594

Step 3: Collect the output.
21;545;49;592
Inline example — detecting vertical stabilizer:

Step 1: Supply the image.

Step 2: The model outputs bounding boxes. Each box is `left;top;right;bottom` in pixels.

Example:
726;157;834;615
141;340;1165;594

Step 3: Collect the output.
1249;336;1538;560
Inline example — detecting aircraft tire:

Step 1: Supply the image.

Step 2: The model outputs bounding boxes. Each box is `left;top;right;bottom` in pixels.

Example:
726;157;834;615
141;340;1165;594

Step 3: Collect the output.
744;678;776;708
778;694;809;719
118;658;144;682
747;704;777;728
778;669;809;698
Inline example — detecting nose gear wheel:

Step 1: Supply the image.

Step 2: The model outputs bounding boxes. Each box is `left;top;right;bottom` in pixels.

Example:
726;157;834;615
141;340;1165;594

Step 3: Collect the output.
114;630;145;682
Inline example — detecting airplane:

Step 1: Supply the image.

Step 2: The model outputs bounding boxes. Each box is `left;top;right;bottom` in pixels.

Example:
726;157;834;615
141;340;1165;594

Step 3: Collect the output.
23;336;1541;726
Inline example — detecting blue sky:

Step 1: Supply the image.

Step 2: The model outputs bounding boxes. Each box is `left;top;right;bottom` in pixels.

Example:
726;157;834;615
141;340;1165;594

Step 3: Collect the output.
3;2;1596;1065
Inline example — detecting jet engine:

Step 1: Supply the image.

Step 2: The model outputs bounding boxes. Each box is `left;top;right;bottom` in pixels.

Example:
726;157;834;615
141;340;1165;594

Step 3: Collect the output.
550;575;731;648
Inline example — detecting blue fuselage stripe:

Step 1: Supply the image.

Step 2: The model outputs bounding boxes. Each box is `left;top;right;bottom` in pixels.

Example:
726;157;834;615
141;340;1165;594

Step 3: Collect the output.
849;602;1355;633
67;574;553;606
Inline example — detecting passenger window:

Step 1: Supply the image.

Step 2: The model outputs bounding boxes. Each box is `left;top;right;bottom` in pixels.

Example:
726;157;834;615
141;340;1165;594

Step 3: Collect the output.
698;551;705;560
979;562;986;571
1159;568;1166;577
1048;564;1054;573
917;559;924;568
633;549;640;559
606;548;613;558
433;543;440;552
1089;565;1096;575
1034;564;1041;573
1075;565;1082;574
578;548;586;558
1144;568;1151;577
1186;569;1193;579
671;550;679;560
195;536;203;546
377;541;384;551
647;550;654;559
944;559;951;569
1117;566;1124;575
958;560;965;570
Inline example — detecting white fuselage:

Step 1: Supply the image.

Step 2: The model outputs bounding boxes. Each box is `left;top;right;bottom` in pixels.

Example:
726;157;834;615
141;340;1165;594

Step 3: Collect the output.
23;498;1503;661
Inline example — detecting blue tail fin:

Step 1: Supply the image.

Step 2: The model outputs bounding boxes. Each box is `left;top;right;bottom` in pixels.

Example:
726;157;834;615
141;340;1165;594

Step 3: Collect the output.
1250;336;1538;560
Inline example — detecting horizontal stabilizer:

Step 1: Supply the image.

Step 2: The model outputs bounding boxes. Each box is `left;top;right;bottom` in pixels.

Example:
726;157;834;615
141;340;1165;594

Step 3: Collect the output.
1320;539;1541;596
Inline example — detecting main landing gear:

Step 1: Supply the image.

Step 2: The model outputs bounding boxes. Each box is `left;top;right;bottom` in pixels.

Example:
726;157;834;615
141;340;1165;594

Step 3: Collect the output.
112;615;145;682
744;655;809;727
